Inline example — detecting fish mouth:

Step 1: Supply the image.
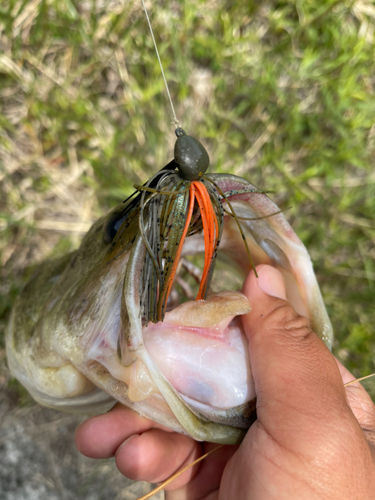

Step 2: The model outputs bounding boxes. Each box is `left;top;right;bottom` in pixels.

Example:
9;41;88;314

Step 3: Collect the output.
141;265;312;413
118;173;333;443
5;173;333;445
139;290;254;411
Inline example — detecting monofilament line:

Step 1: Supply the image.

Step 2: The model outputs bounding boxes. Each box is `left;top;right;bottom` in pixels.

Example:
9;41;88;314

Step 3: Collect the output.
141;0;180;128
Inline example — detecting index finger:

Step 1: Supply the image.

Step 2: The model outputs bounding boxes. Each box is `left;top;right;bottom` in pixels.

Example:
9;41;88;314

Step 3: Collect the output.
75;403;172;458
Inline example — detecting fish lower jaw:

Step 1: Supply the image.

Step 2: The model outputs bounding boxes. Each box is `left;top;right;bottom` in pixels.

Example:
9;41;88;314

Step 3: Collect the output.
125;263;308;411
96;289;255;410
137;290;255;410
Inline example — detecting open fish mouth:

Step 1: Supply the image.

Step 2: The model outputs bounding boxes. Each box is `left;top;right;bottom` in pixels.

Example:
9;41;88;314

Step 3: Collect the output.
143;290;253;410
98;173;333;444
6;173;333;445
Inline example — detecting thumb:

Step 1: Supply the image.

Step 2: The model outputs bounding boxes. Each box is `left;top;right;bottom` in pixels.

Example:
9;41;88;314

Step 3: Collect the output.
241;265;350;443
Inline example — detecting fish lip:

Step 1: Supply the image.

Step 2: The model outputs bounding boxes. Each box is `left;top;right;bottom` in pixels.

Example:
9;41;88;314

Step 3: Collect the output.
161;289;251;329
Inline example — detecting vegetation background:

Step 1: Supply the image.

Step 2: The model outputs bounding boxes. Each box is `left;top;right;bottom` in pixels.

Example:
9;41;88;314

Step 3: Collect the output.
0;0;375;498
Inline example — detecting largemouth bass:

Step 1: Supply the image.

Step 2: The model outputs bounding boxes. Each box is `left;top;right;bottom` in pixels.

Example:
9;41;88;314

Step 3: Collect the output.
6;160;332;445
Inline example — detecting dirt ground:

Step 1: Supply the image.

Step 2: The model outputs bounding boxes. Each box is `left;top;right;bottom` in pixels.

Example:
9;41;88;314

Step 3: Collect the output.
0;386;164;500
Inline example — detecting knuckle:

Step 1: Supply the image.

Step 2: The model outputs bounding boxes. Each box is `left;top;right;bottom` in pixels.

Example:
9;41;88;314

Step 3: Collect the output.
263;303;324;358
267;303;312;340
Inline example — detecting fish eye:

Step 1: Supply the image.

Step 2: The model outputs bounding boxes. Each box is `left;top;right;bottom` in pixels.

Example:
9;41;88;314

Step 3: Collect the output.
103;211;127;244
174;128;210;181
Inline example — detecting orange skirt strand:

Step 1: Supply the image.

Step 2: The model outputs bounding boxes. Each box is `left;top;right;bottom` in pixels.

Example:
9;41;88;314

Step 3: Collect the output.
157;183;196;321
157;181;219;321
193;181;219;300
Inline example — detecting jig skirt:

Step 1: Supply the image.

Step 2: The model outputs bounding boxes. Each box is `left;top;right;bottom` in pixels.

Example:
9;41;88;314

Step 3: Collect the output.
105;128;262;324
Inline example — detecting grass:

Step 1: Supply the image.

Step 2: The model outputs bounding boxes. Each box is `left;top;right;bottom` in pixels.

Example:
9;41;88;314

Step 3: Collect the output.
1;0;375;397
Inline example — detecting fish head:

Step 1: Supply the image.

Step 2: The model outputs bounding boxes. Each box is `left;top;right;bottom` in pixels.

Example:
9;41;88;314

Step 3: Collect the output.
6;173;332;445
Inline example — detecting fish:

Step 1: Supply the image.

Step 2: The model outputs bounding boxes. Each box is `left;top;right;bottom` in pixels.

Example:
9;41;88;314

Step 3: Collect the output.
5;130;333;445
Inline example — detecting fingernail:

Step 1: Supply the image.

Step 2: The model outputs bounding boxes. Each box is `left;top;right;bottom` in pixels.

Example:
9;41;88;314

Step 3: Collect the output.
257;265;287;300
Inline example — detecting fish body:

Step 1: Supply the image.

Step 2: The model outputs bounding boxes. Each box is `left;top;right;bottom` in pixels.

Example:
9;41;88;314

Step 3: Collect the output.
6;173;332;444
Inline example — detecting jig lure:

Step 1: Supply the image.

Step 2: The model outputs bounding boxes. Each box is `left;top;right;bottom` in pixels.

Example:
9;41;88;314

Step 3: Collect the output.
105;0;276;325
106;125;264;324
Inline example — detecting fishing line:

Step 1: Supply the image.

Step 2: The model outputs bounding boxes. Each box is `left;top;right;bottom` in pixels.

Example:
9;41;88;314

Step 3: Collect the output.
141;0;180;128
119;0;276;323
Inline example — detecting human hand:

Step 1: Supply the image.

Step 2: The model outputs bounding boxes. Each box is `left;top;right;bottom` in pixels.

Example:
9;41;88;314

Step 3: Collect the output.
75;265;375;499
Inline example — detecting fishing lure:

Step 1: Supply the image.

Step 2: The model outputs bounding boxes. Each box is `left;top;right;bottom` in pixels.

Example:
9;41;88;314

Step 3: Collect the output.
105;125;264;324
104;0;275;325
